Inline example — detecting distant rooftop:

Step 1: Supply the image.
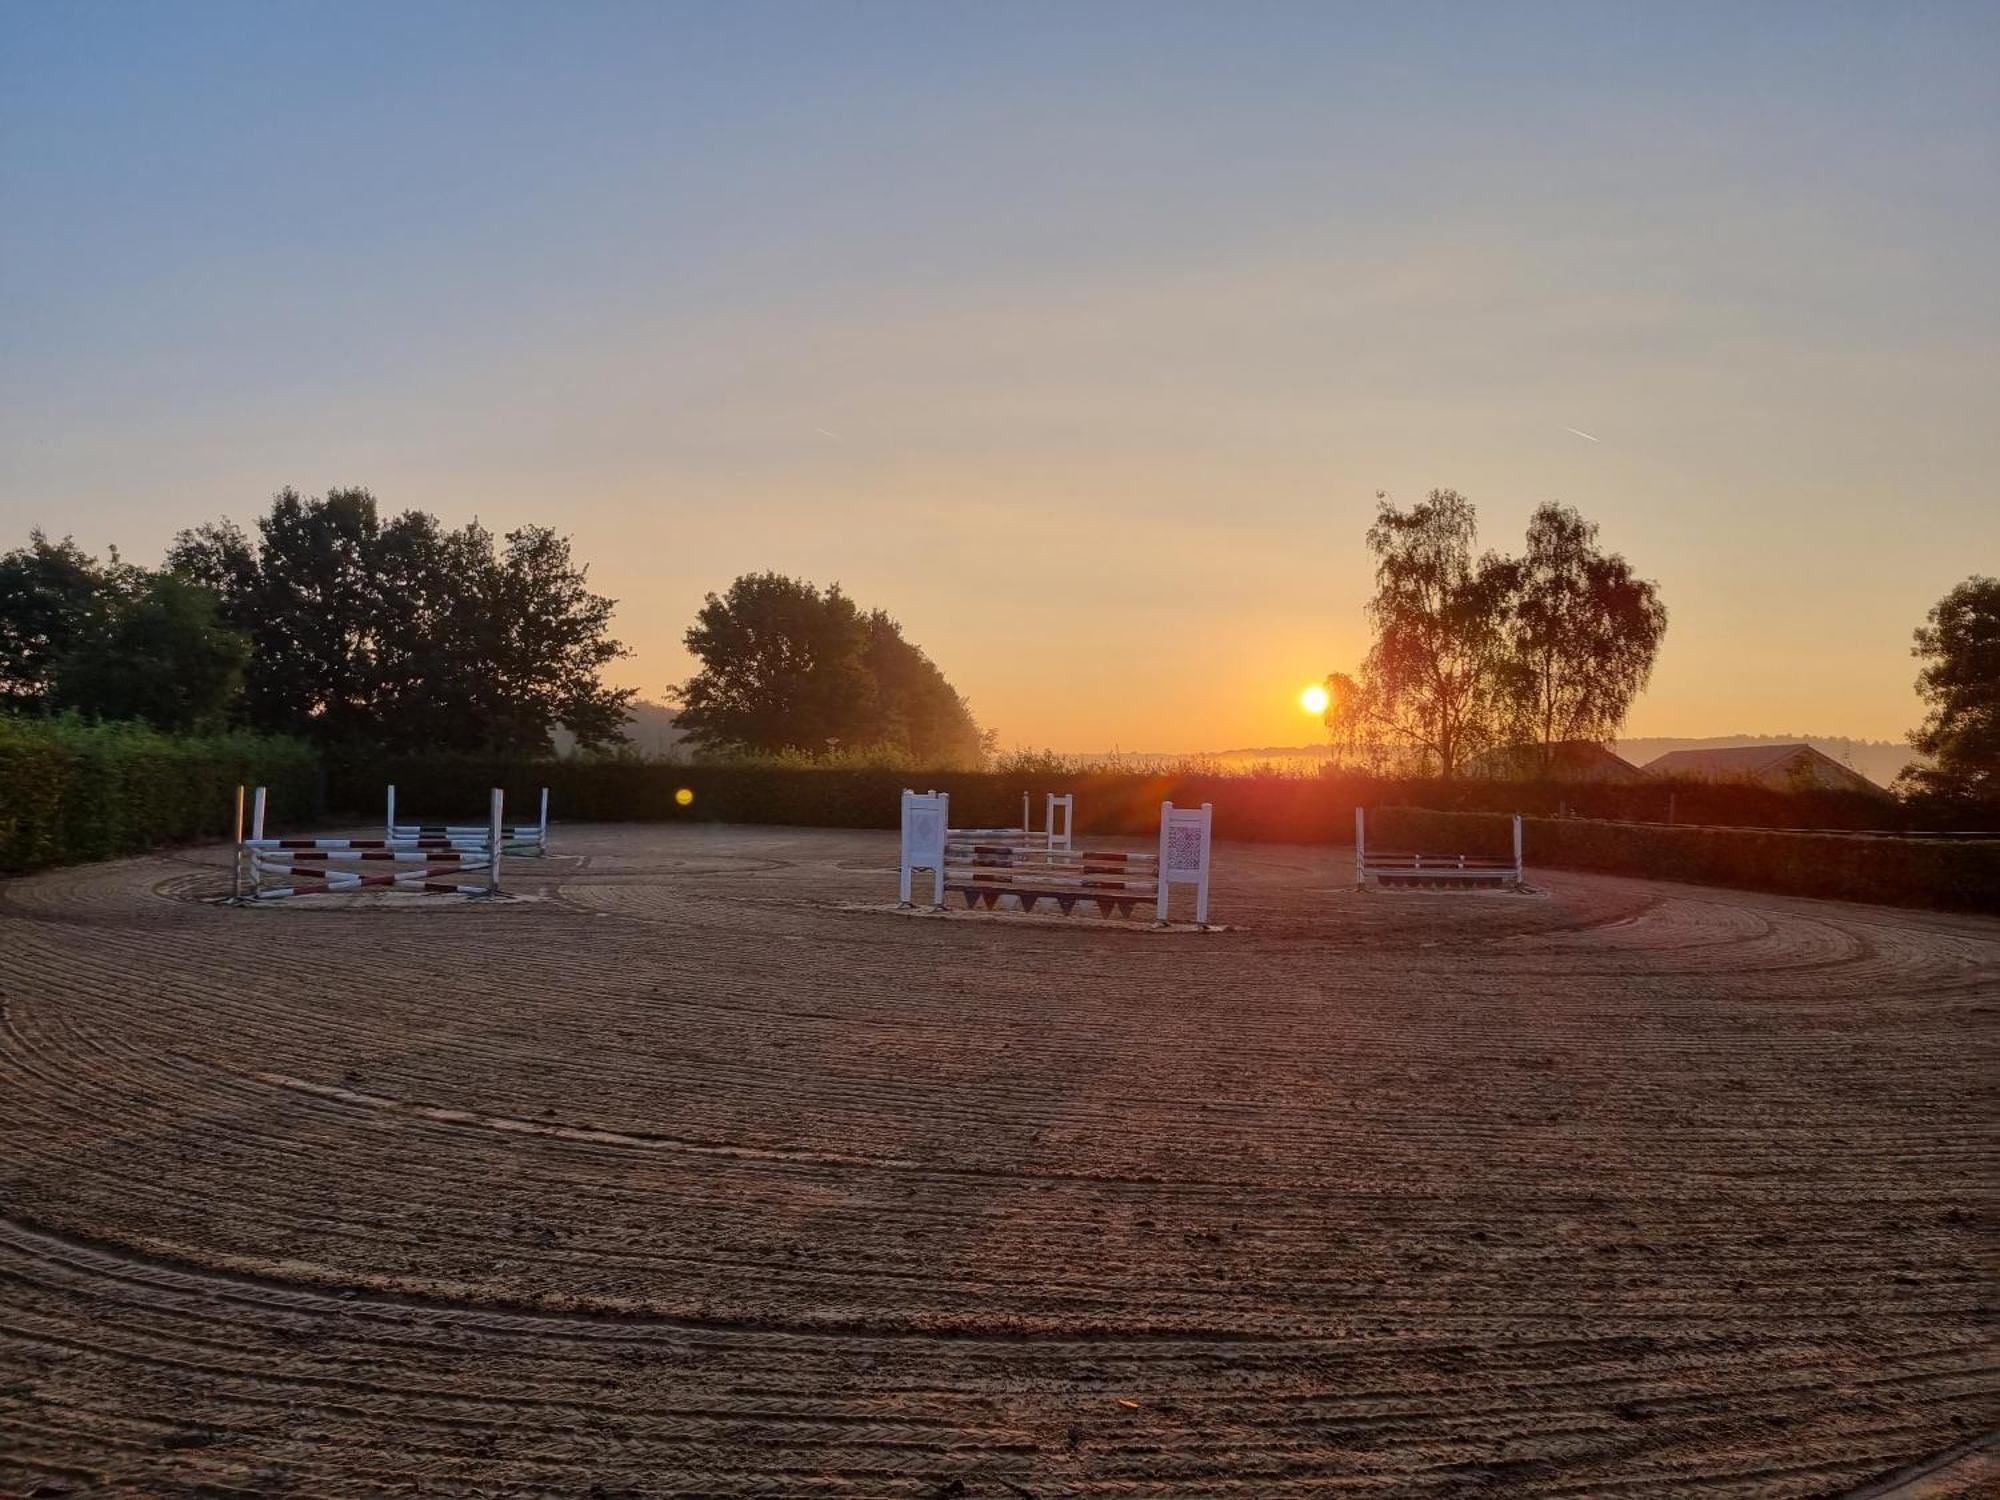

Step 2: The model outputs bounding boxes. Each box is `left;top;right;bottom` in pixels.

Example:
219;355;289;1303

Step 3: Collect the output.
1643;743;1884;793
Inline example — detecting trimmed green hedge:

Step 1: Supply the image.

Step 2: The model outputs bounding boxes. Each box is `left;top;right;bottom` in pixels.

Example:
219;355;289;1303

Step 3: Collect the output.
11;738;1989;912
319;760;1996;912
0;716;317;873
1372;807;2000;914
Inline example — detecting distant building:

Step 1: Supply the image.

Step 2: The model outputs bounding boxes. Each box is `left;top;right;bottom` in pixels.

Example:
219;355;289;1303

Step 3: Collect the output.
1466;741;1649;783
1640;743;1884;794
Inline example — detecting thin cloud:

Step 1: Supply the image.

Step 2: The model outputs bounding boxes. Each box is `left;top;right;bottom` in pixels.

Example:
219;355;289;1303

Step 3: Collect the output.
1562;426;1602;443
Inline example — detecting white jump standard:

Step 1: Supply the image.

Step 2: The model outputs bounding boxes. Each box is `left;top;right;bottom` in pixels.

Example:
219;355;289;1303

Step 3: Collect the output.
1353;808;1524;890
387;783;550;856
899;790;1212;926
232;785;507;901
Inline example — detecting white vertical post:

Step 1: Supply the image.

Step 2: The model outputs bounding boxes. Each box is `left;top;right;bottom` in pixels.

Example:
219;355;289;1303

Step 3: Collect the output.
1512;813;1523;882
934;792;948;906
1195;802;1212;926
1155;801;1174;924
252;786;266;841
385;783;396;836
1021;791;1030;835
231;784;245;904
489;787;504;893
1354;805;1366;883
900;788;949;908
899;789;915;905
538;787;550;852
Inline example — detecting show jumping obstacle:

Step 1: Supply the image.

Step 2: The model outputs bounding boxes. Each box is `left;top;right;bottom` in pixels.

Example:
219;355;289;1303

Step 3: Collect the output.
387;783;549;856
942;791;1075;854
231;785;505;901
900;790;1212;926
1354;808;1523;890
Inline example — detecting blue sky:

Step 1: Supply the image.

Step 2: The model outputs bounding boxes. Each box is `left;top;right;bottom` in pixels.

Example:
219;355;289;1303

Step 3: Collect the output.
4;1;1996;747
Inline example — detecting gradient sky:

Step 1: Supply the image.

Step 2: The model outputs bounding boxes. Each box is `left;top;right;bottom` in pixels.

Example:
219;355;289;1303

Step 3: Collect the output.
4;2;1995;751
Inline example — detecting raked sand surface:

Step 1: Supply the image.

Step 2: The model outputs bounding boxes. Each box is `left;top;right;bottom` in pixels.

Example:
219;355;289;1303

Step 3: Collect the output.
1;823;1993;1497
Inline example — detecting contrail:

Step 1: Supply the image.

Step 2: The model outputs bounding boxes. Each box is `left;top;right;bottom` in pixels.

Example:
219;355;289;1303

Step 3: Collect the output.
814;427;843;441
1563;426;1601;443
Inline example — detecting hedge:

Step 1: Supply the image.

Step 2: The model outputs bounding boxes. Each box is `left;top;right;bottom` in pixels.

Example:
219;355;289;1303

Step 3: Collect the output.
9;737;1992;912
1371;807;2000;914
0;716;318;873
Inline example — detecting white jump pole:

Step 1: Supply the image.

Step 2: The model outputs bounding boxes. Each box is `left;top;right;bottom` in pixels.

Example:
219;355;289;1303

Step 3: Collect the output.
385;783;396;836
538;787;550;849
1022;791;1030;835
488;788;503;893
1512;813;1523;882
898;789;913;906
252;786;267;842
231;784;245;904
1354;806;1366;883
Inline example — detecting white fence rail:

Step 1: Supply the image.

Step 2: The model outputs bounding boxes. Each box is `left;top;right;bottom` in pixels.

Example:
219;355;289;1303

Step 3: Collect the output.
1355;808;1523;889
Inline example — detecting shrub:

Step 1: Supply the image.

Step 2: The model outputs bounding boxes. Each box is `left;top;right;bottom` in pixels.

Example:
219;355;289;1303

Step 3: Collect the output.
0;714;316;872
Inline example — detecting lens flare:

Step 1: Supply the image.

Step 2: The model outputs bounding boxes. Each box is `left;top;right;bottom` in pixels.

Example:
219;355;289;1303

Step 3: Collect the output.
674;787;695;807
1300;684;1330;716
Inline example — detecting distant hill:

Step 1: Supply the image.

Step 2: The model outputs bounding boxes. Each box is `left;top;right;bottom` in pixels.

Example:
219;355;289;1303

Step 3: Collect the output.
552;699;687;758
1074;735;1920;787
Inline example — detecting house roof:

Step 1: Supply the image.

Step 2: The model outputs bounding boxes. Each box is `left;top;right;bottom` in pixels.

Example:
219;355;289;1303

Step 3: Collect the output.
1644;744;1814;776
1466;740;1649;782
1642;743;1883;791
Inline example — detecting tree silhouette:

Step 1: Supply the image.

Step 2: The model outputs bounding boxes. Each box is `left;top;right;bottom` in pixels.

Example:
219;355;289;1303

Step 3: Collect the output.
1896;576;1999;814
1508;503;1667;770
1324;492;1667;778
170;488;633;752
674;573;984;765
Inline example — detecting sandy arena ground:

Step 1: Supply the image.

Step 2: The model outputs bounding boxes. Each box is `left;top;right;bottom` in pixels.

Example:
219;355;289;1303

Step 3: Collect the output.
0;823;1994;1499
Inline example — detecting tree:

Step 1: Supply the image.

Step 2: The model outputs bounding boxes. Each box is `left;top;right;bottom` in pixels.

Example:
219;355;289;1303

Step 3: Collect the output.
673;573;987;765
171;488;385;742
1896;576;2000;813
861;609;986;767
170;487;634;752
1334;491;1520;778
1323;492;1669;779
52;572;249;732
1507;503;1667;770
0;532;141;711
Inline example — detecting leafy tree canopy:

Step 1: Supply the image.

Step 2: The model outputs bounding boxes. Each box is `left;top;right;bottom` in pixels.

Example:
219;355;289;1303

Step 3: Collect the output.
1897;575;1999;813
1;532;247;731
674;573;986;766
53;571;250;733
1509;502;1668;768
169;487;633;753
0;532;141;711
1325;491;1666;778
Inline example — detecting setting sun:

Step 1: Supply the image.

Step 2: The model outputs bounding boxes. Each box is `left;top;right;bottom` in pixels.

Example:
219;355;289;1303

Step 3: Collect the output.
1299;683;1330;716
